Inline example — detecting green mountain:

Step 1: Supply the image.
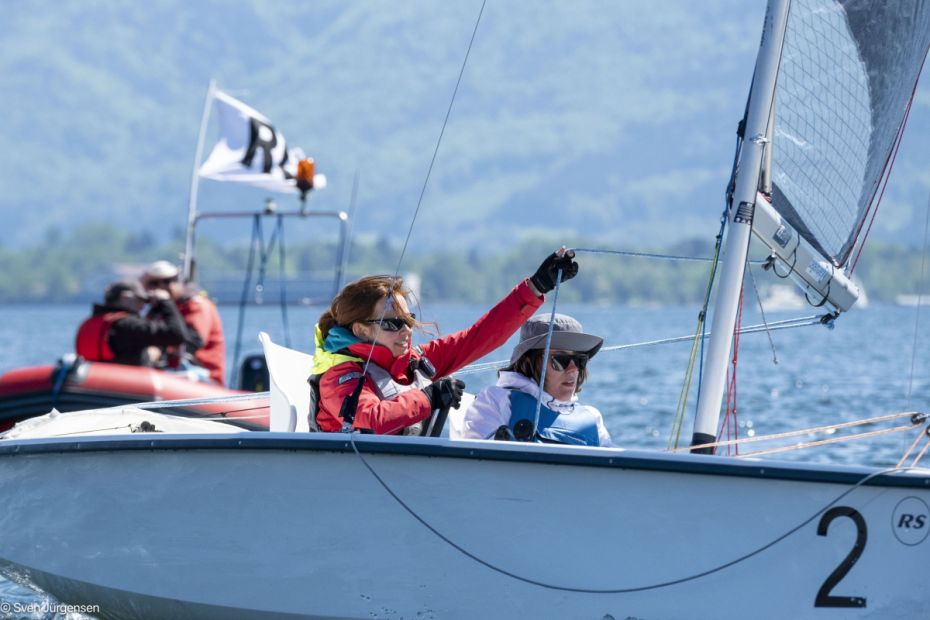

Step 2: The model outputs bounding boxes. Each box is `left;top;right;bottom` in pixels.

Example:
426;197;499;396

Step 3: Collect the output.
1;1;928;257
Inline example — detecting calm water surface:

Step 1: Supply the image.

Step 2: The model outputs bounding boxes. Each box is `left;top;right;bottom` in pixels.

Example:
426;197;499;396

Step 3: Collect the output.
2;301;930;613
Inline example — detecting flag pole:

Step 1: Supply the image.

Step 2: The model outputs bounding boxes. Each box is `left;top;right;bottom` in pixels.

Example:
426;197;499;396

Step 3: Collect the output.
182;79;217;282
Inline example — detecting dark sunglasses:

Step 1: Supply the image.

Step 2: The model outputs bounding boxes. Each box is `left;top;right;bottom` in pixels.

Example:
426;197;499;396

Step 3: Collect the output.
363;313;416;332
549;352;588;372
146;277;178;288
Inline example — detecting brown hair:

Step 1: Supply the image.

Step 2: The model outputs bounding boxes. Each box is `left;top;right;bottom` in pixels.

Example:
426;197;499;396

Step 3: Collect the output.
504;349;587;393
318;275;420;339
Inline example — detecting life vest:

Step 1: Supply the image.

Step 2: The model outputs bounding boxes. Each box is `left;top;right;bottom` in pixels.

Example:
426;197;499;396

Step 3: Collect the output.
308;361;434;432
507;389;601;447
75;312;128;362
366;363;433;400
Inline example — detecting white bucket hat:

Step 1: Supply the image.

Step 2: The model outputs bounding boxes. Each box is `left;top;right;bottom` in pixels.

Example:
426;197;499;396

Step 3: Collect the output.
143;260;180;282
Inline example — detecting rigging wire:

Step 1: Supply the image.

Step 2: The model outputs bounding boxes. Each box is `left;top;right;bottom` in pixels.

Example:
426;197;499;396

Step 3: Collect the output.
717;286;744;455
335;170;360;297
573;247;766;265
668;212;728;450
745;262;778;364
532;269;564;437
276;214;292;348
229;214;292;386
455;316;824;377
848;49;926;272
339;0;487;430
667;317;706;450
847;104;909;272
55;311;823;419
390;1;486;282
904;189;930;412
688;113;746;434
230;215;262;387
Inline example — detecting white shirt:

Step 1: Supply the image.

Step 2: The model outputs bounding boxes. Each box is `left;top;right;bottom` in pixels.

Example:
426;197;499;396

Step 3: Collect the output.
452;371;614;447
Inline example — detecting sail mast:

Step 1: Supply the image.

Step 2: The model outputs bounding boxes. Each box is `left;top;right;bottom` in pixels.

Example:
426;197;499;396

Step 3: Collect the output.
690;0;791;452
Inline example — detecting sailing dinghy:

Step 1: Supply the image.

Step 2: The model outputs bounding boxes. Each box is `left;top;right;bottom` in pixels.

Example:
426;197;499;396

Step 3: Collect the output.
2;0;930;618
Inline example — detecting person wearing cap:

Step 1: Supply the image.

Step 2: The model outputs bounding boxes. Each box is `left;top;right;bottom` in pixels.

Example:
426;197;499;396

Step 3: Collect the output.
312;249;578;434
75;279;198;367
454;313;614;447
142;260;227;385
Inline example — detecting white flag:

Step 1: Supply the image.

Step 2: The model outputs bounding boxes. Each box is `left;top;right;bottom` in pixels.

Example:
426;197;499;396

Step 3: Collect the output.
198;90;325;195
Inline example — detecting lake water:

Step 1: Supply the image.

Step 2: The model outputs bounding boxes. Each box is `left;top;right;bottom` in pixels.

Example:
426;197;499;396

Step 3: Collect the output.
2;300;930;613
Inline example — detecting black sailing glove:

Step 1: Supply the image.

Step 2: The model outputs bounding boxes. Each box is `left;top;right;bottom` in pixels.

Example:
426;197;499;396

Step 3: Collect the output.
529;249;579;294
421;377;466;411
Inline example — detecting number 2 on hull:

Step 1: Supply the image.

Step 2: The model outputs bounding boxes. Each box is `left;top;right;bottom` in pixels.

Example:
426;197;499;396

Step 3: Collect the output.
814;506;867;608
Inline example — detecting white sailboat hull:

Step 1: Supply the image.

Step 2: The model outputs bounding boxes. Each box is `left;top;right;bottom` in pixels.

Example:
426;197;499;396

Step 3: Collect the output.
1;433;928;619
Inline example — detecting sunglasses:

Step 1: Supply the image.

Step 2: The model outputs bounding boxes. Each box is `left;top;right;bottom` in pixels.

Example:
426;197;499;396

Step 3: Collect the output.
549;352;588;372
363;313;416;332
146;277;178;288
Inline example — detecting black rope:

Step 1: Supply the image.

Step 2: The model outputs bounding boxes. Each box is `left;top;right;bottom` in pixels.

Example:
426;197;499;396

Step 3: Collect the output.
230;214;261;388
276;214;292;348
254;216;275;304
349;432;902;594
803;263;832;308
766;249;798;279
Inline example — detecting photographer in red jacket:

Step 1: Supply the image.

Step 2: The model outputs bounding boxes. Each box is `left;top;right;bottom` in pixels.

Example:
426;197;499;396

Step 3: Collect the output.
142;260;227;385
75;279;197;367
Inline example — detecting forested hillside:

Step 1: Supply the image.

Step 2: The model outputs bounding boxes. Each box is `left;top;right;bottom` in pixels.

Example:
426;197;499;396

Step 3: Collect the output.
4;1;929;301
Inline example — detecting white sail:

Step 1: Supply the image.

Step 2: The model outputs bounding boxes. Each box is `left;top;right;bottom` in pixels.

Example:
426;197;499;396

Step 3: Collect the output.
771;0;930;268
694;0;930;444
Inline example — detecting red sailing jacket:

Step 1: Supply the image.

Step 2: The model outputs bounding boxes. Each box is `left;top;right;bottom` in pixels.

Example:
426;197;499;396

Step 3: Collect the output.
75;311;128;362
178;294;226;385
316;280;544;434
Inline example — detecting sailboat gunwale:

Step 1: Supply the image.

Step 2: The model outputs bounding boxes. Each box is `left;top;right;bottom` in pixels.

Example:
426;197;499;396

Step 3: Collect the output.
2;432;928;489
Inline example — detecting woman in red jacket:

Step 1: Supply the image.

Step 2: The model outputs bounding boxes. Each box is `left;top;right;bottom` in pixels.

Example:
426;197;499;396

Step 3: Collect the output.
312;250;579;434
